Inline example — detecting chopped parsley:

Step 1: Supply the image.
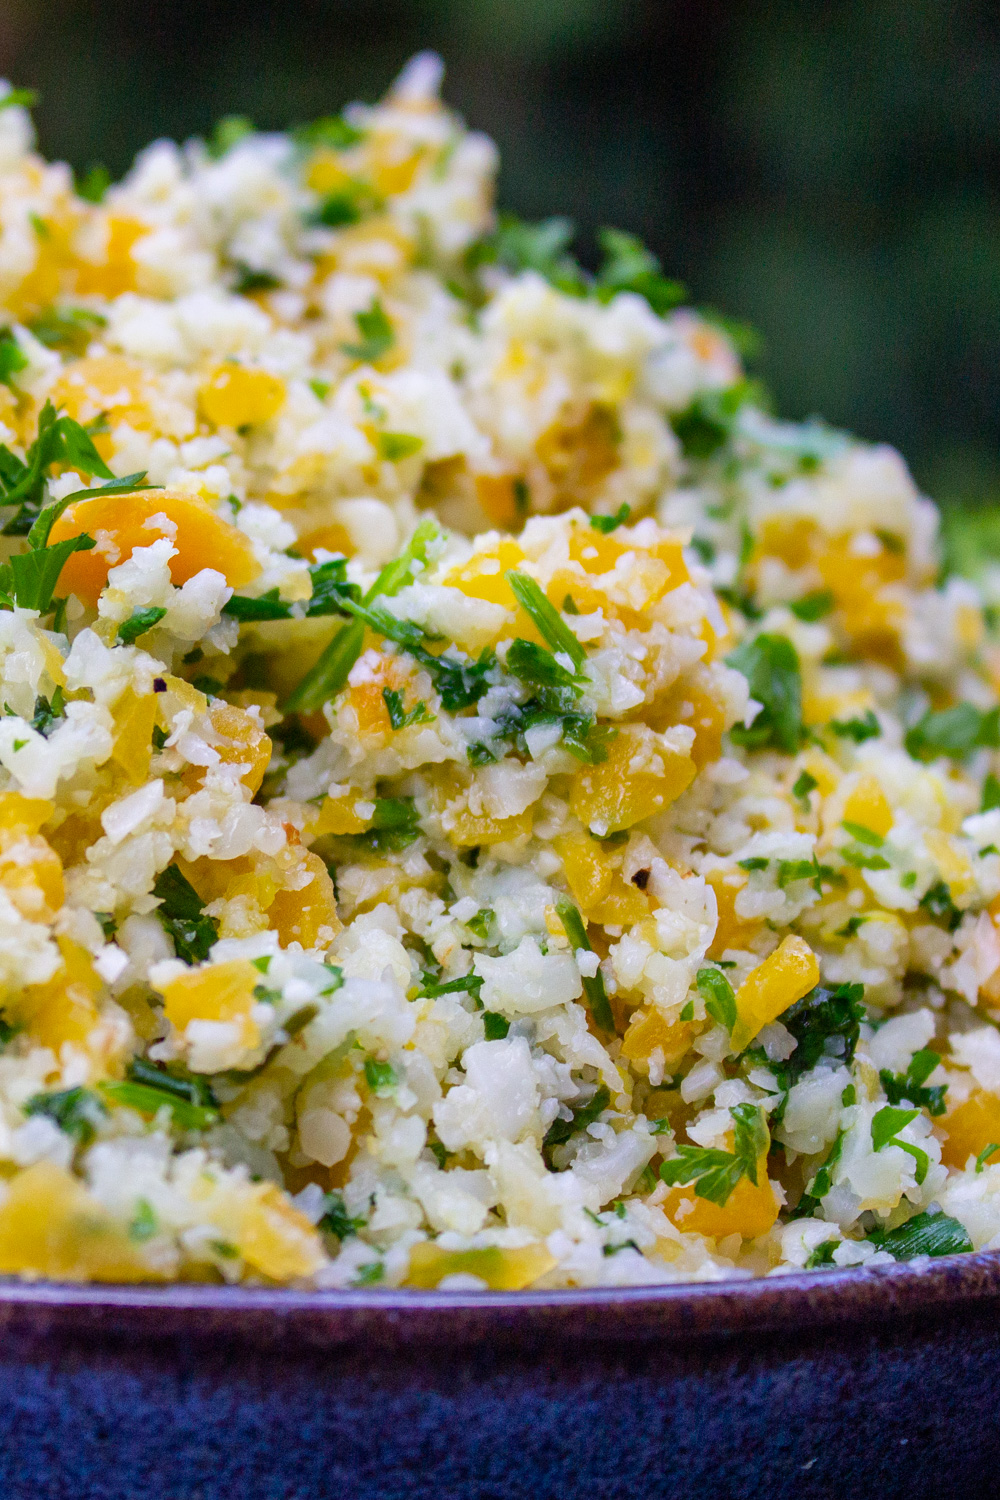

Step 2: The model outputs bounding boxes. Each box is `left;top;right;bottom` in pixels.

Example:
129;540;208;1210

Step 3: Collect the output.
982;773;1000;813
726;632;803;754
382;686;435;729
482;1012;510;1040
867;1208;972;1260
789;590;834;622
880;1048;947;1117
918;880;962;932
589;504;631;534
118;606;168;644
696;966;736;1032
24;1085;106;1145
905;702;1000;762
555;899;614;1032
363;1057;398;1095
318;1191;366;1241
152;862;219;964
752;981;865;1089
340;299;394;363
659;1104;769;1206
871;1105;929;1184
829;709;881;742
543;1084;611;1166
505;570;585;671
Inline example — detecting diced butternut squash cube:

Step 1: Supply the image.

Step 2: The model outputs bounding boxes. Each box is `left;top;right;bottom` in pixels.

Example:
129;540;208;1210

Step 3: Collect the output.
705;869;761;959
663;1156;779;1241
0;1161;156;1282
204;702;272;796
0;792;54;839
49;490;260;607
74;217;146;299
569;725;696;836
587;875;650;928
111;686;158;785
405;1240;556;1290
0;832;63;921
940;1090;1000;1169
161;958;258;1031
554;833;614;911
621;1009;693;1072
312;793;372;837
730;936;820;1053
229;1181;325;1281
9;937;103;1054
268;849;341;948
842;774;893;840
199;365;286;429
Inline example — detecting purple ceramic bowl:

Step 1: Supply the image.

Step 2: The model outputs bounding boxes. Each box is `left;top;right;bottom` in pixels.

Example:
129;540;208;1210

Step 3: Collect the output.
1;1251;998;1499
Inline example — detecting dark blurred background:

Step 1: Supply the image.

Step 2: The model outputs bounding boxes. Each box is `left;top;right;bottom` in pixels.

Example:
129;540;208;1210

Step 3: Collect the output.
2;0;999;510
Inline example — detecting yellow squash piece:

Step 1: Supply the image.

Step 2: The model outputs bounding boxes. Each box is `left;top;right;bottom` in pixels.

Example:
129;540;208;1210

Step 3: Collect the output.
940;1090;1000;1169
0;1160;157;1282
405;1240;556;1290
48;490;260;606
663;1155;779;1241
569;725;695;836
199;365;287;429
730;936;820;1053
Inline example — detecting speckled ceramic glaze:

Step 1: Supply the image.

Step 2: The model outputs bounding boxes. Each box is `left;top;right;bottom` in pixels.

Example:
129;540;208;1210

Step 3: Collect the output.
1;1253;998;1500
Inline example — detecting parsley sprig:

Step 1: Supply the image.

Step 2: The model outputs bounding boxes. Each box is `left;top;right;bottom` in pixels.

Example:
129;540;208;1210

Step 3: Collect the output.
659;1103;769;1206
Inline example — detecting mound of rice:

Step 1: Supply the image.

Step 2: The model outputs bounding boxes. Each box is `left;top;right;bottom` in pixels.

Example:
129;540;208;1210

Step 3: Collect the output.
0;56;995;1288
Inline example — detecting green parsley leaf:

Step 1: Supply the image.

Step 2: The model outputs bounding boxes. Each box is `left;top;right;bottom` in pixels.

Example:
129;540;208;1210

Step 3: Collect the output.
918;880;962;932
292;115;365;151
805;1239;839;1268
789;590;834;622
976;1143;1000;1173
117;606;167;644
982;773;1000;813
491;213;585;291
671;379;766;461
421;973;483;1001
483;1012;510;1040
696;966;736;1032
659;1104;769;1205
792;769;818;804
382;686;435;729
543;1084;610;1165
726;632;803;753
871;1105;928;1184
0;328;28;389
24;1085;106;1145
0;88;37;112
739;856;769;871
880;1048;947;1117
100;1072;219;1131
840;847;891;870
152;863;218;964
318;1190;366;1241
594;227;685;314
376;431;423;463
555;898;615;1031
340;299;394;363
505;570;585;671
76;163;111;203
762;981;865;1088
129;1199;158;1242
867;1208;972;1260
207;115;254;158
830;709;881;742
364;1057;398;1095
589;504;631;534
841;821;884;847
905;702;1000;761
30;687;64;737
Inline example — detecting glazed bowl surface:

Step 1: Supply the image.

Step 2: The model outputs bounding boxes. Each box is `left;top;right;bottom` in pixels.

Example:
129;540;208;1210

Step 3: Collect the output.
1;1252;999;1500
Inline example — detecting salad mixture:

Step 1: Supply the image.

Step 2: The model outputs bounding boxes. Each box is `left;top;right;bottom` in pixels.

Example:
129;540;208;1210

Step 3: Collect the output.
0;57;996;1288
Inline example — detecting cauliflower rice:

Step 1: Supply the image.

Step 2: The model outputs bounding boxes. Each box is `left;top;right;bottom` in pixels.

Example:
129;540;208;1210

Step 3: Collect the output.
0;56;995;1289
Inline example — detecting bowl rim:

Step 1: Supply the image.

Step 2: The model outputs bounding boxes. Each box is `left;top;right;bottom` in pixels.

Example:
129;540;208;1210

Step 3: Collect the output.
2;1249;1000;1350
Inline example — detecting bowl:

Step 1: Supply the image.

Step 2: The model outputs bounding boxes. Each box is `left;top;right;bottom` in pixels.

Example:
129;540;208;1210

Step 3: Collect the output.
1;1253;998;1499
